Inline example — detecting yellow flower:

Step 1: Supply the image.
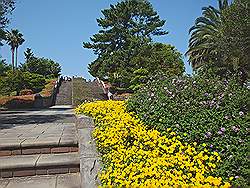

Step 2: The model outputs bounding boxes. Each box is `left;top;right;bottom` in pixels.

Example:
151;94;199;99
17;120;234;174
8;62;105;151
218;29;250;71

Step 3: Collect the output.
75;101;229;187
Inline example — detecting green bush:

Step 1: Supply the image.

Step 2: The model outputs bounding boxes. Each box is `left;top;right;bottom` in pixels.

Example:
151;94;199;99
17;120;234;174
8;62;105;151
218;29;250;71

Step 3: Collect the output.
21;57;61;78
127;74;249;186
0;60;12;76
0;70;46;95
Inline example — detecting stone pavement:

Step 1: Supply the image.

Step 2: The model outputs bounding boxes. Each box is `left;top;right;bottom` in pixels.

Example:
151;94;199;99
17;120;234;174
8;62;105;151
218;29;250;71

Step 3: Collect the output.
0;105;77;155
0;173;80;188
0;122;77;151
0;105;74;129
0;105;81;187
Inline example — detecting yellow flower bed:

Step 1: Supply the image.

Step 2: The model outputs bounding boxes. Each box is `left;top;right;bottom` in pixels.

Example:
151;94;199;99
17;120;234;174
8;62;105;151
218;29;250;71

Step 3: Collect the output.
75;100;231;187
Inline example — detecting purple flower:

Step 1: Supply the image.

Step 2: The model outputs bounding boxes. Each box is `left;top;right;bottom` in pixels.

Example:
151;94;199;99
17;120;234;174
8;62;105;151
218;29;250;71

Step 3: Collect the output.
218;131;223;135
205;132;212;138
204;93;209;97
232;126;240;132
239;111;244;116
210;144;213;148
235;176;239;179
220;127;226;132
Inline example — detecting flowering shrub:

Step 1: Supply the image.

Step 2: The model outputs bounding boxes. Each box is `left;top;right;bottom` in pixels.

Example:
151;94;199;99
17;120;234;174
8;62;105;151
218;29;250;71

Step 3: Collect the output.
76;100;232;187
127;75;249;186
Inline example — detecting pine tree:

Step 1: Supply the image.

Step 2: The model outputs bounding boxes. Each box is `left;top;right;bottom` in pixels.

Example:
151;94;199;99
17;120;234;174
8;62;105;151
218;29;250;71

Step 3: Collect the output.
83;0;167;89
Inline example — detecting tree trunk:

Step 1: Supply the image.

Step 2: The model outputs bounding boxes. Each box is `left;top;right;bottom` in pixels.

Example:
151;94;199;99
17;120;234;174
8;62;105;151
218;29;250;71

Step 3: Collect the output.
11;48;15;70
15;47;18;69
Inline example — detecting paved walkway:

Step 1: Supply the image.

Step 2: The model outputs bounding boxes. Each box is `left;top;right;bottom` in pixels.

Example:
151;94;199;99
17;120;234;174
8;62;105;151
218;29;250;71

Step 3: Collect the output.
0;105;76;148
0;105;80;188
0;174;80;188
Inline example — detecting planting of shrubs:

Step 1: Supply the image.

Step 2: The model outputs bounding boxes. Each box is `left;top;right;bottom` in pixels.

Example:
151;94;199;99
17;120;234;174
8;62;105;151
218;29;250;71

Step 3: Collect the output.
127;74;249;186
76;100;233;187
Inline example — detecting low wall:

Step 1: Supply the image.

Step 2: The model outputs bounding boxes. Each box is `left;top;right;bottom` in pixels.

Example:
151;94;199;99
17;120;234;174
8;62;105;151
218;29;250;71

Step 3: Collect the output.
33;77;62;108
75;115;101;188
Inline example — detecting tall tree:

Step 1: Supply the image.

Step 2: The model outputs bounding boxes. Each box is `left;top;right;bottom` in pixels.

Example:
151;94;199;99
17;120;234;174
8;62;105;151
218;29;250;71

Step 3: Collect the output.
186;0;229;69
14;30;24;68
186;0;249;82
0;59;11;76
5;29;15;69
84;0;168;89
5;29;25;69
0;0;15;45
24;48;34;62
21;57;61;78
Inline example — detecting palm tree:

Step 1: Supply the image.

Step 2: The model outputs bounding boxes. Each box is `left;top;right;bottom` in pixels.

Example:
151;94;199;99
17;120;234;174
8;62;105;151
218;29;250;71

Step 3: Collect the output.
5;30;16;70
5;29;25;69
186;0;229;69
15;32;25;68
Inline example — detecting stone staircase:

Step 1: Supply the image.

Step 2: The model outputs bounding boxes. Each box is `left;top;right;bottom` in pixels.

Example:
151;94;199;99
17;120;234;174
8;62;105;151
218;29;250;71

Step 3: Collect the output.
0;123;80;184
55;81;72;105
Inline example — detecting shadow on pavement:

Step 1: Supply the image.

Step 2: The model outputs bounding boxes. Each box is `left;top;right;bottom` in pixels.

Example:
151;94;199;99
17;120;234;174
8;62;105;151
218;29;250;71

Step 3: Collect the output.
0;113;75;130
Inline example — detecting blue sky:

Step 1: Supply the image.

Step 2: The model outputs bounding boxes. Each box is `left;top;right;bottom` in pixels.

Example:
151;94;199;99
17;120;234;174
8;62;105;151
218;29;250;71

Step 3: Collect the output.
1;0;218;79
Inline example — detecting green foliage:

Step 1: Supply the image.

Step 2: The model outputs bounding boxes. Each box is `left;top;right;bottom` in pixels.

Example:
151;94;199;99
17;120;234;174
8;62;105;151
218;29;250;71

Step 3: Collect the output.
187;0;249;82
127;74;249;186
0;59;11;76
84;0;185;90
218;0;250;82
24;48;34;62
5;29;25;69
129;68;148;91
21;57;61;78
0;0;15;45
0;70;46;95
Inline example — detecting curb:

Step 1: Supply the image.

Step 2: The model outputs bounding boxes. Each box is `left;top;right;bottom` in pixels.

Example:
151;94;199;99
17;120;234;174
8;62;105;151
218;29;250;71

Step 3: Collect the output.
75;115;101;188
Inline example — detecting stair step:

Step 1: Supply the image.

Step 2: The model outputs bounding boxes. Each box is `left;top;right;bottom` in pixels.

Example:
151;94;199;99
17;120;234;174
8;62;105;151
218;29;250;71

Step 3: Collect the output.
55;81;72;105
0;146;78;156
0;153;80;178
0;138;78;157
0;173;81;188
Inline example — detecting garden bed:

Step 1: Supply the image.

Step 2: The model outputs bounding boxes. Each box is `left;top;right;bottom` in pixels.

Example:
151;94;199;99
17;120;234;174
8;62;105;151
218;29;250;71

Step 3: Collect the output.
76;100;233;187
0;79;57;109
0;95;35;108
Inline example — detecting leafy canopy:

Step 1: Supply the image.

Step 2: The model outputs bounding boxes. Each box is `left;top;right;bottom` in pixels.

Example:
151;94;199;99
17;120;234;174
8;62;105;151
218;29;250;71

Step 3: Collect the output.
0;59;11;76
186;0;249;82
83;0;185;89
21;48;61;78
0;70;46;95
0;0;15;45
